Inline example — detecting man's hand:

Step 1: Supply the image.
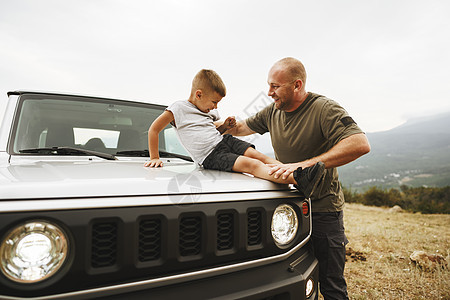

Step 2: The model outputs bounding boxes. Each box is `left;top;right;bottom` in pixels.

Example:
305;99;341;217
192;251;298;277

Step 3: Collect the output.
267;161;316;179
144;158;164;168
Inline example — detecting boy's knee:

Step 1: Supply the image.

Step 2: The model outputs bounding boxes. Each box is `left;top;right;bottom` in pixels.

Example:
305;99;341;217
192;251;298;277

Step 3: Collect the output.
243;146;256;155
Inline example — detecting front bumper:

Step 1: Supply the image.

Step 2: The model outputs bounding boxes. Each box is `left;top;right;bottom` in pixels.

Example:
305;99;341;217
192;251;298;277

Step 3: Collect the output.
99;248;318;300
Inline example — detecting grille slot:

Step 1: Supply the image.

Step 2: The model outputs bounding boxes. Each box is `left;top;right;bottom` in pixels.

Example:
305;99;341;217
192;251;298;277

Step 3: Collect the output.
179;216;202;256
247;210;262;246
139;218;161;262
91;221;118;268
217;212;234;251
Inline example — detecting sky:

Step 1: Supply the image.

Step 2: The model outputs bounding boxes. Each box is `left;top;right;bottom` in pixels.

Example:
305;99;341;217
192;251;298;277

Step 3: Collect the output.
1;0;449;133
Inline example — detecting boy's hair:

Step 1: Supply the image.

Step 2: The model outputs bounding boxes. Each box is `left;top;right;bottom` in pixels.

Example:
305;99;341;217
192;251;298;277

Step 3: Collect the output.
191;69;226;97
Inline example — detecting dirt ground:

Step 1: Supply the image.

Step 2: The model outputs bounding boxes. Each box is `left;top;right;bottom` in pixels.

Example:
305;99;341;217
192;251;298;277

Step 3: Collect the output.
318;203;450;299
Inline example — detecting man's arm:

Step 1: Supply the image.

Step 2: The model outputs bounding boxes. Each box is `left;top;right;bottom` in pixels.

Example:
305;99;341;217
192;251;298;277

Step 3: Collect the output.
144;110;174;168
269;133;371;179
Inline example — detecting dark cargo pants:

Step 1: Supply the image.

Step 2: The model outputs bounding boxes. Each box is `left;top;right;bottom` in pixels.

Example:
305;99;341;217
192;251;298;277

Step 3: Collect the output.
311;211;349;300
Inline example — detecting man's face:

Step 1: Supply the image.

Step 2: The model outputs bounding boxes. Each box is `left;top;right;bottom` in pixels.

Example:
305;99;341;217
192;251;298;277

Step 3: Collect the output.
267;66;295;111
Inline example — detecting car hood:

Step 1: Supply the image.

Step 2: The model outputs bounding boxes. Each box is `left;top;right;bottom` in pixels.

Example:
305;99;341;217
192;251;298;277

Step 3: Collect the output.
0;157;289;200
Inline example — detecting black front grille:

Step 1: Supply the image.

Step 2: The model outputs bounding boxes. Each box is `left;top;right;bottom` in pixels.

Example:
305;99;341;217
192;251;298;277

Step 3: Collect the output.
88;205;280;272
90;208;270;269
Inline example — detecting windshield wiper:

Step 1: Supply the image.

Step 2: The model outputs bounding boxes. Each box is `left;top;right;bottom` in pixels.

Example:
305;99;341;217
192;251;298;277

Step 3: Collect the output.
159;150;193;161
116;149;193;162
19;147;117;161
115;150;149;157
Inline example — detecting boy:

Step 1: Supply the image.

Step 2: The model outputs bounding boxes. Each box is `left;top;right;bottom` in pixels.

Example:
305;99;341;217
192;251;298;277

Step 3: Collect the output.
144;69;324;198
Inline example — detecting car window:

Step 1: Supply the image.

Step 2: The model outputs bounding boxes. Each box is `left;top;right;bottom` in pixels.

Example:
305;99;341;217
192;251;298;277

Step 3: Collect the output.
73;128;120;148
11;95;188;157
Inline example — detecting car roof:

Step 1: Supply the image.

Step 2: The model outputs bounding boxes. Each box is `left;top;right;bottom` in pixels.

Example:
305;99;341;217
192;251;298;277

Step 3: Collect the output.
7;90;168;109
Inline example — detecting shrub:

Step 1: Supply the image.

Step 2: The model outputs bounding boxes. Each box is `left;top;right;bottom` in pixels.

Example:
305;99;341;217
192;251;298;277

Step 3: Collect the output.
342;185;450;214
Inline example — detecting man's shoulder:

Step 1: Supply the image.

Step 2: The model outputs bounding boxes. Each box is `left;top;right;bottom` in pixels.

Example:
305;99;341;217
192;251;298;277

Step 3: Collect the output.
308;93;343;109
309;92;331;104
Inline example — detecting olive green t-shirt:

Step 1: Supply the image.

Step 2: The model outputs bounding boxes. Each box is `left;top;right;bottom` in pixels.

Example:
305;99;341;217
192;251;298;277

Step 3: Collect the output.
246;92;364;212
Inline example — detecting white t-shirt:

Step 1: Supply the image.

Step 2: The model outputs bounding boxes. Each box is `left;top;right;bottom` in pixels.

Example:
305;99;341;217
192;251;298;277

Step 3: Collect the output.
167;100;223;164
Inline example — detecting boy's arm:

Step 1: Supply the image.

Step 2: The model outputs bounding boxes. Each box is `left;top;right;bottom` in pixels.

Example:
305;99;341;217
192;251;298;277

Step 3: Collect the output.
144;110;174;167
216;119;256;136
215;116;236;134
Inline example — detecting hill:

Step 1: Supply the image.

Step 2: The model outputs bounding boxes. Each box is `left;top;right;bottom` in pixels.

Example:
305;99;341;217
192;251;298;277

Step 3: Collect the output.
338;112;450;190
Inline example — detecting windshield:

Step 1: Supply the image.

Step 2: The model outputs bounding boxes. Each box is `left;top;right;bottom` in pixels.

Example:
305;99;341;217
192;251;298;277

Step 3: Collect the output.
10;94;189;158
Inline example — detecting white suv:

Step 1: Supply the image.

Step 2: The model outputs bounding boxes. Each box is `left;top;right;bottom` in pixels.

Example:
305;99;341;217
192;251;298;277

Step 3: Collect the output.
0;91;318;299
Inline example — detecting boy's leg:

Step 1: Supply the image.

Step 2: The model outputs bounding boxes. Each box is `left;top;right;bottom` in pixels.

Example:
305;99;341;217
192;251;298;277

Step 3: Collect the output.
241;145;325;198
221;134;279;164
243;147;281;165
232;155;296;185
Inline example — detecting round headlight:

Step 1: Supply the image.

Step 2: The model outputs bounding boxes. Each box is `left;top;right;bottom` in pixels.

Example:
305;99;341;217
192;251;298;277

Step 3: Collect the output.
0;220;69;283
271;204;298;246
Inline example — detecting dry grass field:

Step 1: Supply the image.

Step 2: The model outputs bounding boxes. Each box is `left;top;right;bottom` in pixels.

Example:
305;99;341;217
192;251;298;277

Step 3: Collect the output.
323;203;450;299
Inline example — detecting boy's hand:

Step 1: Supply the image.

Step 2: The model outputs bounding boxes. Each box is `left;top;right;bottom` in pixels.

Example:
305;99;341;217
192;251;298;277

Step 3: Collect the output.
215;116;237;134
224;116;236;129
144;158;164;168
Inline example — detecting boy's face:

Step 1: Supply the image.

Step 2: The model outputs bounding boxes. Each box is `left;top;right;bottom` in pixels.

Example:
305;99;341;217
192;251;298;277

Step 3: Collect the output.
195;90;223;113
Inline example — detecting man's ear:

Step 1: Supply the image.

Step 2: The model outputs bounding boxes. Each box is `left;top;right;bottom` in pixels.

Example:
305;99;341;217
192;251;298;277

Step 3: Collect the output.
294;79;303;91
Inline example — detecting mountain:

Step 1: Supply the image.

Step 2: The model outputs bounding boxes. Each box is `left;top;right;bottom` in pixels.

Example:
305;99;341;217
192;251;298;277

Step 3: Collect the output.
338;112;450;190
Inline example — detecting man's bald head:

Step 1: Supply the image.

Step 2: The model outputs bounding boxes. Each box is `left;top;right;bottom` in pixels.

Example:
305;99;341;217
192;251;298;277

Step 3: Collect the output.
272;57;307;86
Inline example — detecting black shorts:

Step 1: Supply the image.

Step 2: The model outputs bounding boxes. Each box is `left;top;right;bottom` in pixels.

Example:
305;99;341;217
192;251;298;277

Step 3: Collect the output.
202;134;255;172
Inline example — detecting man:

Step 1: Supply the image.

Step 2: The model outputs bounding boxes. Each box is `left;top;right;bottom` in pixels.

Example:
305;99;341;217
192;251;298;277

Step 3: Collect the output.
227;57;370;299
